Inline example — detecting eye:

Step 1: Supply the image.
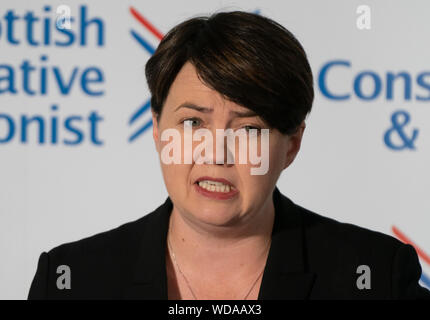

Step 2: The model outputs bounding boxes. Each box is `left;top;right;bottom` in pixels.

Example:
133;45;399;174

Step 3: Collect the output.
182;118;201;128
242;125;261;133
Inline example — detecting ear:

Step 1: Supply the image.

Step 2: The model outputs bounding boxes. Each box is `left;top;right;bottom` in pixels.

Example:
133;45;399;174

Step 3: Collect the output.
151;110;160;153
283;121;306;169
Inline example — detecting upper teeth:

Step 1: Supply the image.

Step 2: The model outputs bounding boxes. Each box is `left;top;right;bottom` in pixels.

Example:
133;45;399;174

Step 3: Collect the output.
198;180;234;193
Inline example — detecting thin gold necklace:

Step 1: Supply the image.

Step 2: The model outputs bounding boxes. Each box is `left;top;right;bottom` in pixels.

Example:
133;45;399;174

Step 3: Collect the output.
167;235;270;300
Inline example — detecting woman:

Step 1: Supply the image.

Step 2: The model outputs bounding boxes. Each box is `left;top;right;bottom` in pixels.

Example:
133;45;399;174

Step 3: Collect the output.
28;11;430;300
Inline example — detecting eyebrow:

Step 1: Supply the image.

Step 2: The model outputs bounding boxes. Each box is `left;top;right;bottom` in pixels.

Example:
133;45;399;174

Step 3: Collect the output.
174;102;258;118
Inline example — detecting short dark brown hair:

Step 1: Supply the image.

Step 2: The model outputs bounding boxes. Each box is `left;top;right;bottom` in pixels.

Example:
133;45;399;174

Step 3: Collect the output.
145;11;314;135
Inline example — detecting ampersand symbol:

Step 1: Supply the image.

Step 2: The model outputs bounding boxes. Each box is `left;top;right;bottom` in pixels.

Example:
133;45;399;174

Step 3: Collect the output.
383;110;419;150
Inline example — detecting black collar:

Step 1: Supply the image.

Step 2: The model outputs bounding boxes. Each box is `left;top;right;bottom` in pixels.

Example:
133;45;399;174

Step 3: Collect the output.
124;186;316;300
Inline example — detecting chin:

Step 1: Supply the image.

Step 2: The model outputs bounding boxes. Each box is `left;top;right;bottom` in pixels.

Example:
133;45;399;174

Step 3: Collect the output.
191;208;241;228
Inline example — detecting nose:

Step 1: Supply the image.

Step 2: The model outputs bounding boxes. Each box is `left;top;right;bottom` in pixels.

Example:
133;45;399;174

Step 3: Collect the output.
195;129;234;166
215;133;231;165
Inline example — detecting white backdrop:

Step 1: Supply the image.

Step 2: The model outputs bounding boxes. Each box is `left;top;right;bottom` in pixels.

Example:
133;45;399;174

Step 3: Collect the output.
0;0;429;299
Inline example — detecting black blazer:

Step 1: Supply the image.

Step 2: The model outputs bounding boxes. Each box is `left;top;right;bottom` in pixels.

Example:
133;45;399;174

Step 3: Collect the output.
28;187;430;299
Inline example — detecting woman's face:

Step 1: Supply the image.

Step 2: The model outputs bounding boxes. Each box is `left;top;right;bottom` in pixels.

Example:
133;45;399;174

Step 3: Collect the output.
152;61;304;227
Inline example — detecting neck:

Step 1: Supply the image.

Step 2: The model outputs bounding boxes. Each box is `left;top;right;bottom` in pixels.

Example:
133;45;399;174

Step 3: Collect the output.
167;195;275;278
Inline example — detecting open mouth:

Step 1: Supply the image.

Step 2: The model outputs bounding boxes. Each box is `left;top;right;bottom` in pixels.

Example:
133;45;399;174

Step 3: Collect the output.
193;177;239;199
195;180;236;193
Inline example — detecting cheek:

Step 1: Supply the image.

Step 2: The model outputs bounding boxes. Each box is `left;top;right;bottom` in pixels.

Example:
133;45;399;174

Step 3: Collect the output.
242;134;285;175
268;136;288;171
157;137;192;184
160;164;193;198
235;164;275;197
161;163;191;180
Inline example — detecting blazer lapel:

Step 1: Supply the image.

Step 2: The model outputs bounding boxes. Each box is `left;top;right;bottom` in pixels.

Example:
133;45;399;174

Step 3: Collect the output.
123;197;172;299
124;186;316;300
258;187;316;299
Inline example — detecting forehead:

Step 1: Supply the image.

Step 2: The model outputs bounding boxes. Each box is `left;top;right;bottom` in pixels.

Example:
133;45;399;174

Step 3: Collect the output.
164;62;250;113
